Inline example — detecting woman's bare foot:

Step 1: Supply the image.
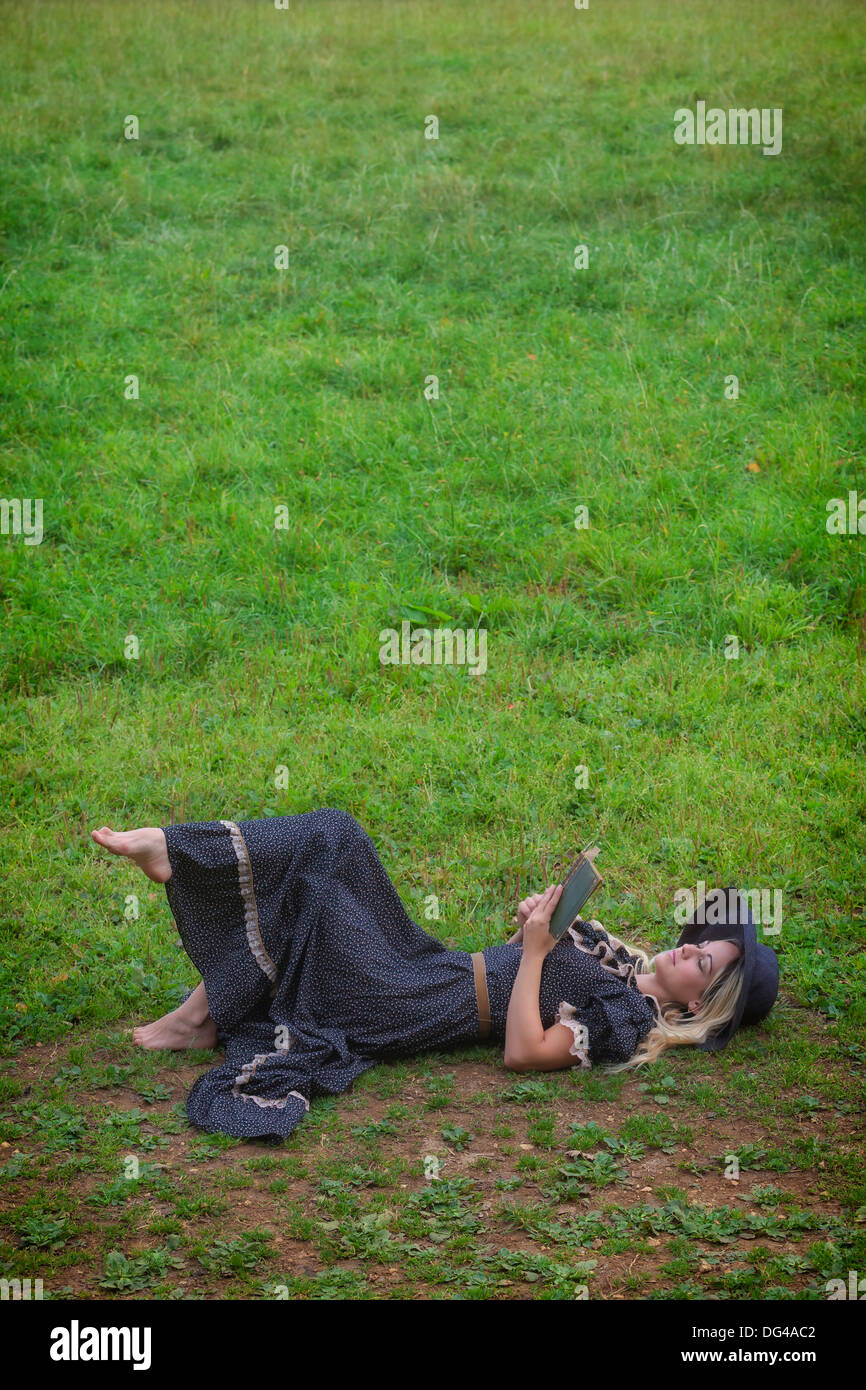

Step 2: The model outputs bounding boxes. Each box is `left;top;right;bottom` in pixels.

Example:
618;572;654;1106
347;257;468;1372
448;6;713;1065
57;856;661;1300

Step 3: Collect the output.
132;1008;218;1051
91;826;172;883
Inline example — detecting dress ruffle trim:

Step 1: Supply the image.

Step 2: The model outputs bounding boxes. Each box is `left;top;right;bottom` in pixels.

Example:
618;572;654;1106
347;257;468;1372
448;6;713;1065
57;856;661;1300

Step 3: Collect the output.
566;918;664;1026
566;919;643;991
220;819;278;984
555;1000;592;1068
230;1046;310;1112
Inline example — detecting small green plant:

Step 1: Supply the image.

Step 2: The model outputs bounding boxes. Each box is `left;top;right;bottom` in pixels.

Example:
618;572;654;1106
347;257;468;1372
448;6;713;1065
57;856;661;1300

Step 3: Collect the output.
725;1143;768;1170
568;1121;612;1149
441;1124;474;1151
637;1075;679;1105
18;1213;74;1251
556;1152;626;1188
196;1231;275;1276
351;1118;397;1139
100;1239;185;1291
603;1136;645;1160
136;1080;173;1105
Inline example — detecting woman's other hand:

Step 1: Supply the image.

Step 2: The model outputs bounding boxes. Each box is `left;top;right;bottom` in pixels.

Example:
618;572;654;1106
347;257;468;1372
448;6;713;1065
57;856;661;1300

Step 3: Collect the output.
521;884;563;959
506;890;544;943
516;892;544;927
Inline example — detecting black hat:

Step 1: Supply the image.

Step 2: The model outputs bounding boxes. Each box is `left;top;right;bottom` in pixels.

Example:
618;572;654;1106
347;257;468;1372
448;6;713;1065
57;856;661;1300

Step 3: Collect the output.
675;886;780;1051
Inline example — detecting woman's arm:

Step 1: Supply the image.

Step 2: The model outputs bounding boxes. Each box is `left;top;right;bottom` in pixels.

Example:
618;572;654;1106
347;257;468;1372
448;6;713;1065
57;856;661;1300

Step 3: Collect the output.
503;949;545;1065
504;957;583;1071
503;884;582;1072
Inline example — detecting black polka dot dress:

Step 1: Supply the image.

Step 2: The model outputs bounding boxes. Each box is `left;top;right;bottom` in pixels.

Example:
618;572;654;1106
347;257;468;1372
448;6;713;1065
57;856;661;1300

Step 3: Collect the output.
162;809;659;1139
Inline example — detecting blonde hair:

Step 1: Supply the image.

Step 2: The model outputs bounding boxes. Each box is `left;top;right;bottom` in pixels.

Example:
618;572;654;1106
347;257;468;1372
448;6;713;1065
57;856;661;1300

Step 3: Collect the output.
582;924;747;1072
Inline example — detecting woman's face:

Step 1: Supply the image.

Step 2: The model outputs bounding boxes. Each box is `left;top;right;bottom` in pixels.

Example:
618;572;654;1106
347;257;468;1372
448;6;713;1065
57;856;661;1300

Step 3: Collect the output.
651;939;742;1011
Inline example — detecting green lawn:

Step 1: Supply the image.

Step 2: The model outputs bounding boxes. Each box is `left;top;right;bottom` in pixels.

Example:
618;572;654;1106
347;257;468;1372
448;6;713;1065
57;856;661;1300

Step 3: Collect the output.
0;0;864;1301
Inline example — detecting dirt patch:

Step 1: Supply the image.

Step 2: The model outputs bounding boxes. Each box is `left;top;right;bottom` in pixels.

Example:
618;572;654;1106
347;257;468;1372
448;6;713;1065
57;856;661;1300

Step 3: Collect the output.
0;1020;862;1300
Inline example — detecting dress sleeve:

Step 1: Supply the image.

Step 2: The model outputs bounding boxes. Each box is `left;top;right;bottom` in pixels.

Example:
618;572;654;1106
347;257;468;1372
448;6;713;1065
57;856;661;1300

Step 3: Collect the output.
554;987;656;1068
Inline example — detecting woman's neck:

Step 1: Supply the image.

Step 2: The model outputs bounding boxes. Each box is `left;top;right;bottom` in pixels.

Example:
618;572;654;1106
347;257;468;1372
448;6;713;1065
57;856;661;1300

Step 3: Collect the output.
634;972;667;1004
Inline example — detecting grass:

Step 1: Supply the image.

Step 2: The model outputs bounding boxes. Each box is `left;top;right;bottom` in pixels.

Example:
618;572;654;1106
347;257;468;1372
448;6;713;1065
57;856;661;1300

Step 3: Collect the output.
0;0;864;1300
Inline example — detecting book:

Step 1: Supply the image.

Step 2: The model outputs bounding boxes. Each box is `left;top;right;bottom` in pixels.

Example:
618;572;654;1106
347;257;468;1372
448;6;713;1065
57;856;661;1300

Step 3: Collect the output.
546;846;603;941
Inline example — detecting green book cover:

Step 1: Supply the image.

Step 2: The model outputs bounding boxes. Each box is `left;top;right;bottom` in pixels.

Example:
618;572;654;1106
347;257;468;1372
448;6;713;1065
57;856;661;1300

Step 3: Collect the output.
547;847;603;941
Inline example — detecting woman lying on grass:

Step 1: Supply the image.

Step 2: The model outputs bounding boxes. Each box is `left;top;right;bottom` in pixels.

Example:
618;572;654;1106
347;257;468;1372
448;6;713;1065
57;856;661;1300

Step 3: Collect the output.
91;808;779;1141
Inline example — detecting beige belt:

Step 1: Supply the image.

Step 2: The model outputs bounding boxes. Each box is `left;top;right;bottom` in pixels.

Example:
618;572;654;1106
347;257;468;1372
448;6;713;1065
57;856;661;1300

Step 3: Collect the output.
471;950;492;1038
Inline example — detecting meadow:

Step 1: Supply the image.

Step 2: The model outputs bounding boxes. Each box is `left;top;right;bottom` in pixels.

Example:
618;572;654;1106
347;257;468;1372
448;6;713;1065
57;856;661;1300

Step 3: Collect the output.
0;0;863;1301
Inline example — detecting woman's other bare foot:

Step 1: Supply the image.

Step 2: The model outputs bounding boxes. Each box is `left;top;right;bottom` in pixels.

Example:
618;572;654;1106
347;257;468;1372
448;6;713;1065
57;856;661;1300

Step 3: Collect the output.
133;981;216;1050
91;826;172;883
132;1008;218;1051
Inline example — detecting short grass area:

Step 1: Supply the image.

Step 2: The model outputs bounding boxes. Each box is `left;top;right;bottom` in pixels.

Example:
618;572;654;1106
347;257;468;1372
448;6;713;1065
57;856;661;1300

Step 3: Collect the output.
1;0;864;1299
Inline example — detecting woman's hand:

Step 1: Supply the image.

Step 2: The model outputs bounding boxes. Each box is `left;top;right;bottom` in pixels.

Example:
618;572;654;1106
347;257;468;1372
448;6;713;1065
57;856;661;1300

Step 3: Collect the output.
521;884;564;960
505;890;545;944
517;892;545;928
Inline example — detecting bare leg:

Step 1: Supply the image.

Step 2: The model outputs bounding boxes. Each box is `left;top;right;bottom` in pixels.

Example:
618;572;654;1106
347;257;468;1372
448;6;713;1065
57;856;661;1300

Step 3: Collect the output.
132;980;218;1051
91;826;216;1048
91;826;172;883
